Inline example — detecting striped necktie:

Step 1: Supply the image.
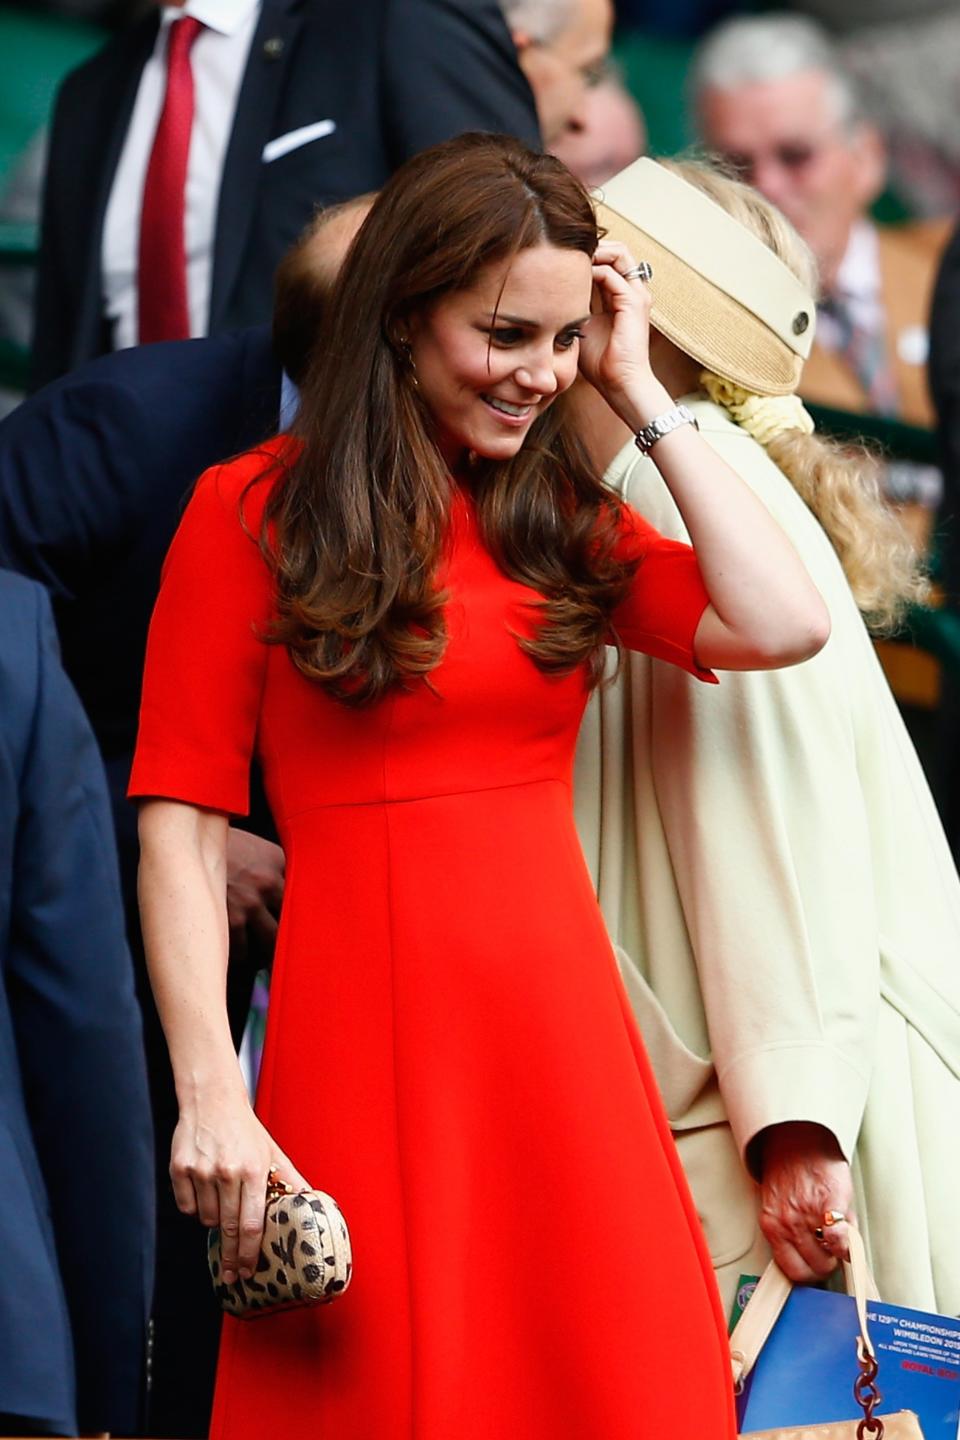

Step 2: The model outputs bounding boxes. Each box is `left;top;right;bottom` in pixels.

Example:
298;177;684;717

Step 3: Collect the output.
819;292;900;417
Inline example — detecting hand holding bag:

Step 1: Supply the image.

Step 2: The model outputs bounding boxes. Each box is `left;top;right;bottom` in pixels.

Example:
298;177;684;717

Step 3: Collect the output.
208;1172;353;1319
731;1225;925;1438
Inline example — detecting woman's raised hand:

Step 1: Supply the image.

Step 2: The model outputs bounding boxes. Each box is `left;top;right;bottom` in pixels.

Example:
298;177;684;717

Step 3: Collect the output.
170;1090;310;1286
577;240;659;409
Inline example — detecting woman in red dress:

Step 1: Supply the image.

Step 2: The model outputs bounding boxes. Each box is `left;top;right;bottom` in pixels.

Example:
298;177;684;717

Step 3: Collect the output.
131;134;828;1437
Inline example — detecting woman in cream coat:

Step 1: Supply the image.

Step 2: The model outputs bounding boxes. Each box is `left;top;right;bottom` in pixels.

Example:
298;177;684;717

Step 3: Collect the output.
572;157;960;1316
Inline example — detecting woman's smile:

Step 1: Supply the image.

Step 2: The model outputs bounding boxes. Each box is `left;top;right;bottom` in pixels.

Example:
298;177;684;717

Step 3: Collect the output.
480;393;537;422
406;241;593;467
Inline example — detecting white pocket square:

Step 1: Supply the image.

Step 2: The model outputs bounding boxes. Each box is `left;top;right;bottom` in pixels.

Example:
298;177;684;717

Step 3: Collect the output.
262;120;337;164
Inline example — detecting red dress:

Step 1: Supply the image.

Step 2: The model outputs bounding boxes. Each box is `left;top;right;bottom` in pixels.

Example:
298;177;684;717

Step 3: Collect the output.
130;438;736;1439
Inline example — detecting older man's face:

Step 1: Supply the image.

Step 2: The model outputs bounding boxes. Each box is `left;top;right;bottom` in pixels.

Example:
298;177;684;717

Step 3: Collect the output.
698;67;883;289
517;0;613;147
550;77;646;188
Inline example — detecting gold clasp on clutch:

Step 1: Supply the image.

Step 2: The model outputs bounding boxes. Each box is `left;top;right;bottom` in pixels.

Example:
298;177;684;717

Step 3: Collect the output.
266;1166;295;1205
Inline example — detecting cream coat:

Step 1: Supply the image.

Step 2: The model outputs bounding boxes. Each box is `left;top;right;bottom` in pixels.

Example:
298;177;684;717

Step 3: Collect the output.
574;396;960;1316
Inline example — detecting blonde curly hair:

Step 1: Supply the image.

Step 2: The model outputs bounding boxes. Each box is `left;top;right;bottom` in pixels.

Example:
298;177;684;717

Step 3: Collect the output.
659;157;928;633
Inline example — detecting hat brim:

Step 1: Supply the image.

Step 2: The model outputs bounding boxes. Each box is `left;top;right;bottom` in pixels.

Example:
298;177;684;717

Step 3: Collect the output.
596;200;804;397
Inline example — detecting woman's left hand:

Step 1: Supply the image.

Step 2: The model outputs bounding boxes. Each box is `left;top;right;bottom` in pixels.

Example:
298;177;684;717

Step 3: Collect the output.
577;241;658;408
757;1121;856;1283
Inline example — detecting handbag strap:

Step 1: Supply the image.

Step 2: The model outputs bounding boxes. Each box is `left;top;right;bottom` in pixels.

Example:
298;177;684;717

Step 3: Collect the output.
729;1224;882;1389
729;1260;793;1390
845;1225;880;1357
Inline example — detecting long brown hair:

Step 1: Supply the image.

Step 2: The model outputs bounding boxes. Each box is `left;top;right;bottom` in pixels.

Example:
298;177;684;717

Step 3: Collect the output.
262;132;633;706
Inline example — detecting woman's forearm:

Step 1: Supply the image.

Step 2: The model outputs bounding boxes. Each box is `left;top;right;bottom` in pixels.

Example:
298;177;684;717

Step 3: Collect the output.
137;800;308;1279
612;377;830;668
138;800;248;1109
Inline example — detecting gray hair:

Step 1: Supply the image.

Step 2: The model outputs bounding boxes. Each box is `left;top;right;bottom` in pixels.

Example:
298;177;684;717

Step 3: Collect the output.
690;13;864;131
498;0;576;45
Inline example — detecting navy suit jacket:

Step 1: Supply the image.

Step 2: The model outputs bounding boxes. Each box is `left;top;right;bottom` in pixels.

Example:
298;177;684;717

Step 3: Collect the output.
31;0;540;385
0;571;153;1436
0;325;280;891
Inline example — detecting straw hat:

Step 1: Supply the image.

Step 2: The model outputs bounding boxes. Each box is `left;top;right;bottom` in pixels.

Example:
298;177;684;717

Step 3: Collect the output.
593;158;816;397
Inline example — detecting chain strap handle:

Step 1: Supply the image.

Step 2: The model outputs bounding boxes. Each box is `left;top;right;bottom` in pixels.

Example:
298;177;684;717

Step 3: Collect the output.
855;1339;884;1437
847;1225;884;1438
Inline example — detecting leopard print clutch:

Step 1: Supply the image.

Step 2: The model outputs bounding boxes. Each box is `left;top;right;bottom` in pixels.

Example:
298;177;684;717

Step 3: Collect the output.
208;1185;353;1319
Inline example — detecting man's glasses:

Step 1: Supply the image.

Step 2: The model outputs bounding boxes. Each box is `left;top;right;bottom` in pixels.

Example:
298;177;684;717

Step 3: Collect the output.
725;142;824;183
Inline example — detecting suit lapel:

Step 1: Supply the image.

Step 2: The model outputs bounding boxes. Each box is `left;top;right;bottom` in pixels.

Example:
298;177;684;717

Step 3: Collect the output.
77;14;159;364
209;0;305;329
876;229;937;429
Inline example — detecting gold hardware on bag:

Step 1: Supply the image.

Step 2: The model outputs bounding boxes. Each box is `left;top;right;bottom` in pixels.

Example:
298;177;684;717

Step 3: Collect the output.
265;1167;294;1205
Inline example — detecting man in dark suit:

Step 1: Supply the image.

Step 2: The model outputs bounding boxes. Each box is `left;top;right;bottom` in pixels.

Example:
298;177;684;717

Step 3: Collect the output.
0;325;278;1438
1;197;369;1438
2;323;279;819
3;194;369;915
0;570;153;1439
31;0;540;386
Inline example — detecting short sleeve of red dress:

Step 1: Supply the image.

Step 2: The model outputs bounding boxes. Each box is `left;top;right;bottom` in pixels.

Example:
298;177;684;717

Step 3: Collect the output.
128;444;283;815
611;504;718;684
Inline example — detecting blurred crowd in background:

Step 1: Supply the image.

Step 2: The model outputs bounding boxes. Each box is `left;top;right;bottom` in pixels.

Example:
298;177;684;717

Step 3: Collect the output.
4;0;960;1435
6;0;960;787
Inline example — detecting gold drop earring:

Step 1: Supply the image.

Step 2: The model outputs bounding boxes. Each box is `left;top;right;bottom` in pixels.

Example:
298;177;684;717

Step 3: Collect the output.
399;337;419;388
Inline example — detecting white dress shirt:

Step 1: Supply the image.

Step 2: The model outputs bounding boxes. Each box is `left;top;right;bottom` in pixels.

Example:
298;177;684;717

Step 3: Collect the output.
102;0;261;349
279;371;300;431
816;219;884;355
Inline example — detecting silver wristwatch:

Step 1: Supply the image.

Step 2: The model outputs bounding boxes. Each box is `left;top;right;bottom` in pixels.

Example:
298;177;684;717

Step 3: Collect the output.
634;403;699;455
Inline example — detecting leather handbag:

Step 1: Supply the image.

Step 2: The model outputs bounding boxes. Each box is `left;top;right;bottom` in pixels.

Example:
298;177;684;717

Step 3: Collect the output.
208;1173;353;1319
731;1226;925;1439
742;1423;923;1438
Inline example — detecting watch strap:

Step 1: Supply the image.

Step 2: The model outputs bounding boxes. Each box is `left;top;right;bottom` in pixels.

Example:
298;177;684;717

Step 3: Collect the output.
634;403;700;455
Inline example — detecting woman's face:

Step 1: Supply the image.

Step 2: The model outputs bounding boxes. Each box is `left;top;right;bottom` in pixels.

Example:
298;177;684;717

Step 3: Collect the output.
406;241;593;468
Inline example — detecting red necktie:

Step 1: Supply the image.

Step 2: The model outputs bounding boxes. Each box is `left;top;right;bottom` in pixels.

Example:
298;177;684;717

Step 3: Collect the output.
137;15;204;344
